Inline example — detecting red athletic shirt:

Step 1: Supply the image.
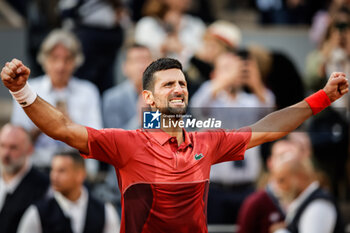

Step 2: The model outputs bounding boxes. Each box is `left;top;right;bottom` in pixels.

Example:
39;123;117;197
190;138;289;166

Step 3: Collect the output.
81;127;252;233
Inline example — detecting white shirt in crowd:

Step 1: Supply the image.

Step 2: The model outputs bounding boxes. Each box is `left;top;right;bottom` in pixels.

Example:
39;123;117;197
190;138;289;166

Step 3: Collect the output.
134;15;206;68
17;187;120;233
274;182;337;233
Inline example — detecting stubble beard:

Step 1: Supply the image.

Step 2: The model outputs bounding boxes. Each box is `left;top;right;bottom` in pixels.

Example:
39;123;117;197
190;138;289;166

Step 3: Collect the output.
0;160;25;175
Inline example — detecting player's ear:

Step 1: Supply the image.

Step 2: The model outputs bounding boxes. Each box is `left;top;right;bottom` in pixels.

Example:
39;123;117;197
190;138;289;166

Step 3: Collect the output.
142;90;154;105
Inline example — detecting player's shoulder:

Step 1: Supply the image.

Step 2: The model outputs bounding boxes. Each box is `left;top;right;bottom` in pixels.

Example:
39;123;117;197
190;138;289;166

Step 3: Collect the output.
87;127;145;146
87;127;138;137
191;128;250;137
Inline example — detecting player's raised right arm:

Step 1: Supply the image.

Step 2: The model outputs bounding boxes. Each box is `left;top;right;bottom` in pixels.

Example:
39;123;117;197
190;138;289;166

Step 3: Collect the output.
1;59;89;154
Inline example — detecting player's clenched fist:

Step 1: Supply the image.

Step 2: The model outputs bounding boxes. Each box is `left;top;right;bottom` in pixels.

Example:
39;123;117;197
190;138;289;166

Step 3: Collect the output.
1;59;30;92
323;72;349;102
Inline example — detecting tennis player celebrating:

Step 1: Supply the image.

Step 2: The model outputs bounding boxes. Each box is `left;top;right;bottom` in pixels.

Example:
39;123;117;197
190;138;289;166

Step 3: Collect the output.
1;58;348;233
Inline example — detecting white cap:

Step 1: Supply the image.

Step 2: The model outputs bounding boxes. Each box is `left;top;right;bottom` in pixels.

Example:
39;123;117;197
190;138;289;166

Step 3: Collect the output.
207;20;242;48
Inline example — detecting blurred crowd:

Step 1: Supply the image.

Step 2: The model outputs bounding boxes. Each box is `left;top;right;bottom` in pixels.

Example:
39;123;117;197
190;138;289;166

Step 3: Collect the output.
1;0;350;232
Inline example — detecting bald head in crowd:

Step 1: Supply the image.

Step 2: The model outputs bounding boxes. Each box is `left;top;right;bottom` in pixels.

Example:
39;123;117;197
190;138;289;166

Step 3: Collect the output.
267;139;302;172
270;142;316;204
0;124;33;181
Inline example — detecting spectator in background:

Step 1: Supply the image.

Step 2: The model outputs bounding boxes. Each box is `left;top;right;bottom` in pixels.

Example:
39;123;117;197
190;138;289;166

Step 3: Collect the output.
269;148;345;233
248;45;305;110
17;150;120;233
59;0;125;94
246;44;305;164
190;51;275;224
305;7;350;200
307;107;349;199
286;132;312;158
11;29;102;176
309;0;350;46
237;139;303;233
255;0;287;24
103;43;153;129
256;0;323;25
134;0;206;68
26;0;62;77
0;124;49;233
190;51;275;127
127;0;215;23
186;20;242;97
306;6;350;93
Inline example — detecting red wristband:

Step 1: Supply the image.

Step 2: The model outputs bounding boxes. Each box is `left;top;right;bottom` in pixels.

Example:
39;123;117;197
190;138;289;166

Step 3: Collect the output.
304;90;331;115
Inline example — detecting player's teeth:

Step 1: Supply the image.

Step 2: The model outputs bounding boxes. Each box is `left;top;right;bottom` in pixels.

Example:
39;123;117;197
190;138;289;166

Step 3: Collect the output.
171;100;182;103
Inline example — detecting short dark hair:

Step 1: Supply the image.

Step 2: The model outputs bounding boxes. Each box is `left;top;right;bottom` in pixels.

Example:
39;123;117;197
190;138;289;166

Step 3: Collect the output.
142;58;183;90
53;149;85;169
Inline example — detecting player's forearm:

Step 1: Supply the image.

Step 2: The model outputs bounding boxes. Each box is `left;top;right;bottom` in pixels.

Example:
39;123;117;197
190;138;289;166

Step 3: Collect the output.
23;96;74;142
249;101;312;147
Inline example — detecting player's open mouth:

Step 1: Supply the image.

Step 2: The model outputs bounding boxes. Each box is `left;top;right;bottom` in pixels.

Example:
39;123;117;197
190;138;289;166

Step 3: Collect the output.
169;98;184;106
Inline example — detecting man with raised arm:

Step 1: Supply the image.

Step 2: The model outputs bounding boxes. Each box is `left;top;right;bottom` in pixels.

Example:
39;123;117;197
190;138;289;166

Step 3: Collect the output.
1;58;348;233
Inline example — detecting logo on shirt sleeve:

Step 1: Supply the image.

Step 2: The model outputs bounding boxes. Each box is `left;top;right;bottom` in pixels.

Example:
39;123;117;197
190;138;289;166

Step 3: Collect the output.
194;153;204;161
143;110;161;129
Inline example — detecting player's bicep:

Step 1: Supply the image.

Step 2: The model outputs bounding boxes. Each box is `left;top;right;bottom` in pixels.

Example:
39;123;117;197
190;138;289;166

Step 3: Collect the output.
211;128;251;164
247;124;282;149
65;123;89;154
247;130;265;149
80;127;126;166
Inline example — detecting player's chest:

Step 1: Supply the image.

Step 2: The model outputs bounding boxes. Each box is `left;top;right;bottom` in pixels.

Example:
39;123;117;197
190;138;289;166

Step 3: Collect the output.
125;141;212;178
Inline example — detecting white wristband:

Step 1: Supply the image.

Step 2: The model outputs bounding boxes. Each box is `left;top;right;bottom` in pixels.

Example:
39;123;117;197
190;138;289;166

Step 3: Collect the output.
9;83;37;107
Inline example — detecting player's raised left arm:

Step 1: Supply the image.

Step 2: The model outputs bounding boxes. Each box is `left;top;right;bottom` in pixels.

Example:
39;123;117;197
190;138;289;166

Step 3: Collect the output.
247;72;348;149
1;59;89;154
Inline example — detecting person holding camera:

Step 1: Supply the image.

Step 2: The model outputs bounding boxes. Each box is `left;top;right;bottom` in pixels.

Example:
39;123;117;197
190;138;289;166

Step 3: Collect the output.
305;7;350;200
306;7;350;94
190;51;275;224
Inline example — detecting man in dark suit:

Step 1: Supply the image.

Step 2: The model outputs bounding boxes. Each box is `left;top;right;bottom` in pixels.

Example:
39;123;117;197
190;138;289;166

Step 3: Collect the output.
0;123;49;233
17;150;120;233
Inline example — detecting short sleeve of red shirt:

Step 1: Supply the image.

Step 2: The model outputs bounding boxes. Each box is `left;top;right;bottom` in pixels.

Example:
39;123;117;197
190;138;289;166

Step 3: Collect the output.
208;126;252;164
80;127;133;168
